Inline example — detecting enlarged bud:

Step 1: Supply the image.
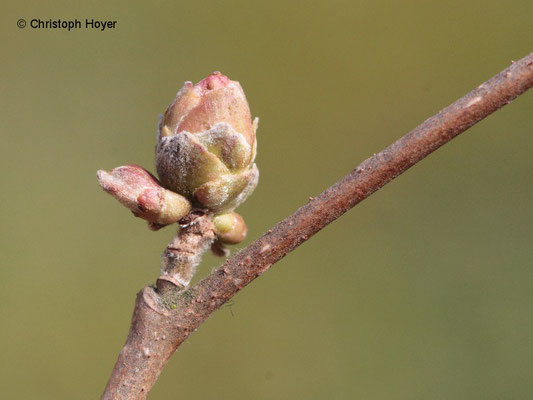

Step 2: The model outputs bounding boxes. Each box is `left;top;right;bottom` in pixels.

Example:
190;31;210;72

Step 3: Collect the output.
156;72;259;212
97;165;191;225
212;211;248;244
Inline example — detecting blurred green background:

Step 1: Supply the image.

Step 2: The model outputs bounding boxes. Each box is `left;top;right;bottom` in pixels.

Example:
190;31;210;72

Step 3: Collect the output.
2;1;532;399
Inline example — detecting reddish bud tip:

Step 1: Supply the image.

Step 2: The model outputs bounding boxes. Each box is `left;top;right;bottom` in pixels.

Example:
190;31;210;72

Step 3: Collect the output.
197;71;231;91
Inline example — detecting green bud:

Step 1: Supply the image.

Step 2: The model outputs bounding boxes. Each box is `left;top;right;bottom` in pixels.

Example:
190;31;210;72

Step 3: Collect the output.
212;212;248;245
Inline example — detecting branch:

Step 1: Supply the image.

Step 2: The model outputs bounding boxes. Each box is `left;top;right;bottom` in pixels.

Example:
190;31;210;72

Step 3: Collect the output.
102;52;533;399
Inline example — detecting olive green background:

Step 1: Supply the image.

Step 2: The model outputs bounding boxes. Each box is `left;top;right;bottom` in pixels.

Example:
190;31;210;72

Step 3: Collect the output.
1;1;532;399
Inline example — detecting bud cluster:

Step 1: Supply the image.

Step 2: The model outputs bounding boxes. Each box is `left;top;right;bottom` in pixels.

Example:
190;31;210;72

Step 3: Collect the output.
97;72;258;246
156;71;258;212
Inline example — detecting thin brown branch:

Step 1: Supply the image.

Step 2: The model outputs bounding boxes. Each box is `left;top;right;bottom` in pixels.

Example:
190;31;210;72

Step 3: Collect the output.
157;210;216;292
102;52;533;399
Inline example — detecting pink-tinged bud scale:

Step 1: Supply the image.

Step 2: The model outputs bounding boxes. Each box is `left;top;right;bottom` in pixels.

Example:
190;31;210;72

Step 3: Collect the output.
97;165;191;225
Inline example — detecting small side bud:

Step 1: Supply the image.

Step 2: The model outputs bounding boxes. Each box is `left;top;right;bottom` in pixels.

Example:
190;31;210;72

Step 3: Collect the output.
97;164;191;225
212;211;247;244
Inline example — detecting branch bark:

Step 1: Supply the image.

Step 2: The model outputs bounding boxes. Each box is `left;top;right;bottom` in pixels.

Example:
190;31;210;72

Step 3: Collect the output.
102;52;533;399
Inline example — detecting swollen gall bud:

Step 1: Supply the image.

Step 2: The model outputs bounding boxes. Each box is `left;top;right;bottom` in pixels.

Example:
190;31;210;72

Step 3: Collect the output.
156;72;259;212
97;165;191;225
